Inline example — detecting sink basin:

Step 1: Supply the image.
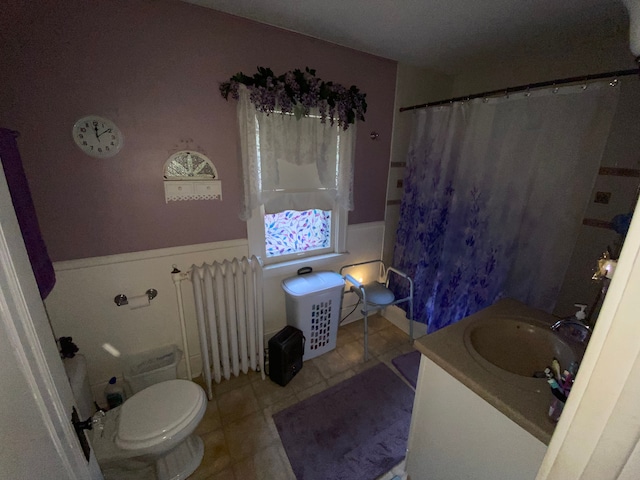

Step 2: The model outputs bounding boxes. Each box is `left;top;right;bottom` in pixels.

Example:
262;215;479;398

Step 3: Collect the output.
464;316;581;378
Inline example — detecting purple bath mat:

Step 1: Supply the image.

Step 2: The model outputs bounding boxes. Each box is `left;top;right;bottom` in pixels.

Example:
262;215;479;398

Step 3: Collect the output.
391;350;421;388
273;363;414;480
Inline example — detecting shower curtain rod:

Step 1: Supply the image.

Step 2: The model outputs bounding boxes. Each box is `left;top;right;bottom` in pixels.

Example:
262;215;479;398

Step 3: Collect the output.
399;68;640;112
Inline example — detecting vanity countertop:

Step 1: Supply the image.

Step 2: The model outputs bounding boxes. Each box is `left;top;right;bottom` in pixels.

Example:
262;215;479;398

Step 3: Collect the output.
414;298;578;445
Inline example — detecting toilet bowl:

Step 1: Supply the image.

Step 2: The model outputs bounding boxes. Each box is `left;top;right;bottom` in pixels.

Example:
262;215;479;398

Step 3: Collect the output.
64;356;207;480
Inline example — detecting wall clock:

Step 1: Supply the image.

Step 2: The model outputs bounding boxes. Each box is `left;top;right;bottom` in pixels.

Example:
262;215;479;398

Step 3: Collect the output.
72;115;123;158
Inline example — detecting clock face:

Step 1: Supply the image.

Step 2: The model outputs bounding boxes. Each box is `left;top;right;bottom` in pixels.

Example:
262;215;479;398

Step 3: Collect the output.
72;115;123;158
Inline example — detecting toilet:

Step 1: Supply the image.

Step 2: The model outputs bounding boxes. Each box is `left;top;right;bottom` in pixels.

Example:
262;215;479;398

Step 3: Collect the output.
64;354;207;480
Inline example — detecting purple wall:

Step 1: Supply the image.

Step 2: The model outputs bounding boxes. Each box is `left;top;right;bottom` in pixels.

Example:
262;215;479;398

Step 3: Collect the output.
0;0;396;261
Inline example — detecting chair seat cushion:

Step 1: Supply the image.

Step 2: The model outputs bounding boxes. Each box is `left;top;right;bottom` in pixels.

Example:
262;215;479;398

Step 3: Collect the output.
362;282;395;305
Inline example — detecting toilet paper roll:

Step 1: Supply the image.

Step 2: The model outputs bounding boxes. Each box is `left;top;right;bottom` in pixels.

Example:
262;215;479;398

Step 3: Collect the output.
128;294;150;310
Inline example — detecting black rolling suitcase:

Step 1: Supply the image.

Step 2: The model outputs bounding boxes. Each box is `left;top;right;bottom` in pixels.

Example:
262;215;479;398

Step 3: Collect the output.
268;325;305;386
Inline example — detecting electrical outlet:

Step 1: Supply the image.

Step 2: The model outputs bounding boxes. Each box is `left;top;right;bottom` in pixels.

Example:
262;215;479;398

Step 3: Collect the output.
396;179;404;188
594;192;611;204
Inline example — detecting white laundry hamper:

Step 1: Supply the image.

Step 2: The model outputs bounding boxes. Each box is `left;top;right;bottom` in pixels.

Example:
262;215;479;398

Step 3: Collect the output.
281;270;345;361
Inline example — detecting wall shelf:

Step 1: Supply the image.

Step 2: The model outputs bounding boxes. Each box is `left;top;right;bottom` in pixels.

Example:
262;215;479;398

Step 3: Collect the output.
163;150;222;203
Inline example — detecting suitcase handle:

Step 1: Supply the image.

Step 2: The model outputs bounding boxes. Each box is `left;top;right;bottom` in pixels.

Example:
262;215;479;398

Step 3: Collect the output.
297;266;313;275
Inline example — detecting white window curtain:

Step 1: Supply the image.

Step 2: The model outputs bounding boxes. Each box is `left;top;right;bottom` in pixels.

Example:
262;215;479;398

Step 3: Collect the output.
237;85;356;220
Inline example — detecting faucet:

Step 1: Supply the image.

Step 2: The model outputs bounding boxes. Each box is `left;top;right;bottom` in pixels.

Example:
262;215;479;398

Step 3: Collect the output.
550;304;591;344
551;318;591;332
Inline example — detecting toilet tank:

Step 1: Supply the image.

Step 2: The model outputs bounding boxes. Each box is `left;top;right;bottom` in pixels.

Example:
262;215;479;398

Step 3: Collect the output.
63;354;95;420
123;345;182;394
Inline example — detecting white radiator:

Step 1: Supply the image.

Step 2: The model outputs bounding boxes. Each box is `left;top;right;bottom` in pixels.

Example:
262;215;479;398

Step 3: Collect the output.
172;255;265;400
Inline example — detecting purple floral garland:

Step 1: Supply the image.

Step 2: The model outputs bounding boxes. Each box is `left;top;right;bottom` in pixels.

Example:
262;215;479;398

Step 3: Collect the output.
220;67;366;130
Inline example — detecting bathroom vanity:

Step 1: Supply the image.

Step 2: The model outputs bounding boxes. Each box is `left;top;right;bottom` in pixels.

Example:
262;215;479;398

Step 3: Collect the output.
406;299;583;480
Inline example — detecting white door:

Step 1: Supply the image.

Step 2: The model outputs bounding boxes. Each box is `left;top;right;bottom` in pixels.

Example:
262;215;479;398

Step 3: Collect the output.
0;161;103;479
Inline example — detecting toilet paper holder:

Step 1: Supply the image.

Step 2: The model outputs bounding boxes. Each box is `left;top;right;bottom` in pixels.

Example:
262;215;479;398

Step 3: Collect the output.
114;289;158;307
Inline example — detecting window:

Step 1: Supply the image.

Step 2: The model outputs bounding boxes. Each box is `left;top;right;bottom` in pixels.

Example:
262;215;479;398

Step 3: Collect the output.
249;203;344;265
246;153;348;264
265;209;332;258
237;86;355;265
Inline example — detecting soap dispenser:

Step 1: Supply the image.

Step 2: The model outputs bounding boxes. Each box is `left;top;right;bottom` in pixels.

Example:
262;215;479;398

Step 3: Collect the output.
574;303;587;323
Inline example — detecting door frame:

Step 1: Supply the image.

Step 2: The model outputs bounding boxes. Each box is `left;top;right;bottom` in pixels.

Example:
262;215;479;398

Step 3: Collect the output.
0;162;102;479
537;195;640;478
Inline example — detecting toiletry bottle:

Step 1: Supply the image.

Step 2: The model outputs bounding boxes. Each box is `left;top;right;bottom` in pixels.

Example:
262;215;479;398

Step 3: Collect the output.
104;377;125;409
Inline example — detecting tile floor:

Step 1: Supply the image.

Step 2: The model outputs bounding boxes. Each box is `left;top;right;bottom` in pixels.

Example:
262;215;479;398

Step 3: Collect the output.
189;314;416;480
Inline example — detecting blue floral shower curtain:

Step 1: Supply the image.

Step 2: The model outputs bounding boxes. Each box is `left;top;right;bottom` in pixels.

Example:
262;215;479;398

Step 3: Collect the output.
393;82;619;333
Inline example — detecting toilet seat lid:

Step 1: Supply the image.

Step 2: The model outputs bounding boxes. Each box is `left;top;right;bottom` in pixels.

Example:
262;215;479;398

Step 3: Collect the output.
116;379;205;450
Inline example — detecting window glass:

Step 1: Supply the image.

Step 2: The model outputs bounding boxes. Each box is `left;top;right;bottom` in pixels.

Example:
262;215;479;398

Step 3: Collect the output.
265;209;332;258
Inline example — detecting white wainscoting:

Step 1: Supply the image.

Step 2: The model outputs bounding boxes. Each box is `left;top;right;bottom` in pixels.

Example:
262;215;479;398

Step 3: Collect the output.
46;239;249;404
46;222;384;403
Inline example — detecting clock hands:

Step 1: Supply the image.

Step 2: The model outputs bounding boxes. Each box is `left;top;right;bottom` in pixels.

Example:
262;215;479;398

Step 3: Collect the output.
92;127;112;143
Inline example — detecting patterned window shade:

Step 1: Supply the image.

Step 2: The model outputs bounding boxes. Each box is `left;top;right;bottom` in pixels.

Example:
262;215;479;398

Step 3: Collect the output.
265;209;331;257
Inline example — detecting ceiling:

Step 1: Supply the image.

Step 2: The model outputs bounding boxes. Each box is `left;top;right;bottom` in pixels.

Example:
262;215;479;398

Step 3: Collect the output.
181;0;630;75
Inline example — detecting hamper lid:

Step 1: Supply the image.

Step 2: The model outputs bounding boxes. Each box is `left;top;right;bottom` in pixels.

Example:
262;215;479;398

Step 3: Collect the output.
282;271;344;296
